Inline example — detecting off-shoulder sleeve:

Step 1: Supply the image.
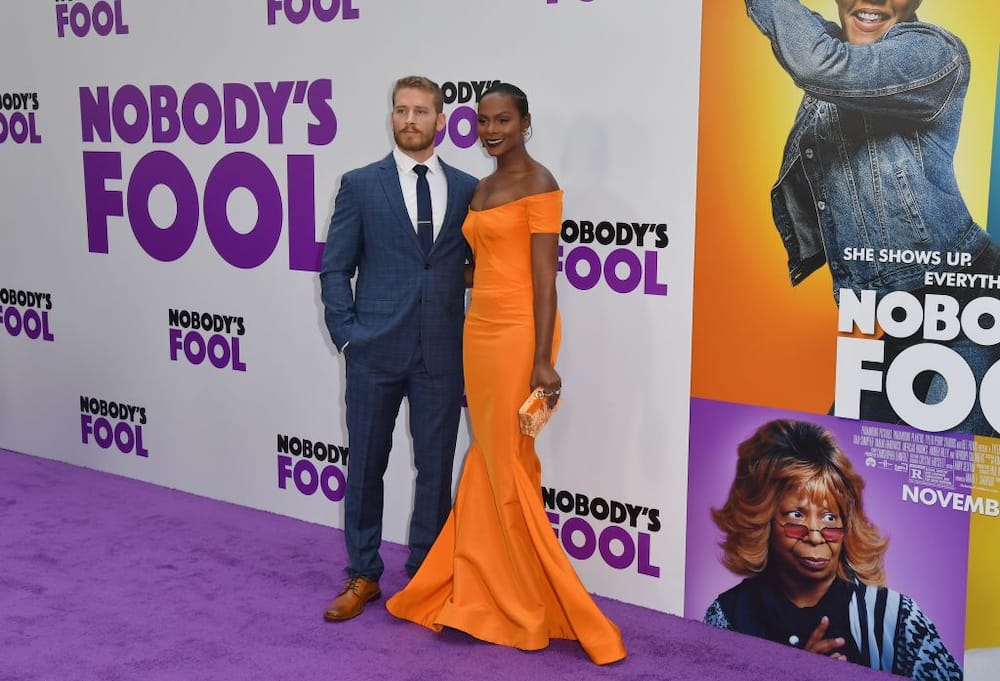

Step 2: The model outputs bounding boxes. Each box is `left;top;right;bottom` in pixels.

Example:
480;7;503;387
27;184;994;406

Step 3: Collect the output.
526;190;564;234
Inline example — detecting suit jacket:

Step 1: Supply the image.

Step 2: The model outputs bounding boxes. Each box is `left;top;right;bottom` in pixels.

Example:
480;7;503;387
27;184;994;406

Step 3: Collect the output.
320;153;478;376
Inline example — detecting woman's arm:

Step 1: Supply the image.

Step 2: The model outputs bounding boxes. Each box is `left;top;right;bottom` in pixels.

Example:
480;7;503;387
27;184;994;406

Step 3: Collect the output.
703;600;732;629
895;595;962;680
746;0;967;121
530;232;561;407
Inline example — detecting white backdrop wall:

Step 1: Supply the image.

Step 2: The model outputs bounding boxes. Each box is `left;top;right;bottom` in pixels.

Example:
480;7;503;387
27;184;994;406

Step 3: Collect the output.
0;0;701;614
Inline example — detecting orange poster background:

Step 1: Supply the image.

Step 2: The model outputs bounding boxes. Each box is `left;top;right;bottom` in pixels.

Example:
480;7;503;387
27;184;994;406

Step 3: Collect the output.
691;0;1000;413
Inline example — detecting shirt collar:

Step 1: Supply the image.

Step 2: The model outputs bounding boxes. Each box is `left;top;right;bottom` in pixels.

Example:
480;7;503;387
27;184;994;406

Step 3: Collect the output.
393;146;443;176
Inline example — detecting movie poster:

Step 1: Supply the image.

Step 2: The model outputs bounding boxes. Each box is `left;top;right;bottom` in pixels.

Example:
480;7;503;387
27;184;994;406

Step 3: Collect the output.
687;0;1000;675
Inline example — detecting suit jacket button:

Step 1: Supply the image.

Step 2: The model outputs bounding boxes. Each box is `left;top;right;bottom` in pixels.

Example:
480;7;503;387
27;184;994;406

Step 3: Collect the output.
424;263;431;270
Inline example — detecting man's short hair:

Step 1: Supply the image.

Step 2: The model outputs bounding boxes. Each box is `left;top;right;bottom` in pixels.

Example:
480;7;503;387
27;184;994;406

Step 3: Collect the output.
392;76;444;114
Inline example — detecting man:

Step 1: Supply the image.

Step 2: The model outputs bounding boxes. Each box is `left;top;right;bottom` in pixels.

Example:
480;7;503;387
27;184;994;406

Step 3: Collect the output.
319;76;477;621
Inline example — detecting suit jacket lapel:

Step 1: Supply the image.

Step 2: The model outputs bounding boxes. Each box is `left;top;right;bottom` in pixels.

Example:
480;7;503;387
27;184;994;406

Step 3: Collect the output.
376;154;422;250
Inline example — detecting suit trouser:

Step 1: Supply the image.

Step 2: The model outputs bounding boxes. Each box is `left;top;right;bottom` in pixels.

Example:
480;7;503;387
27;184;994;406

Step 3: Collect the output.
343;345;463;580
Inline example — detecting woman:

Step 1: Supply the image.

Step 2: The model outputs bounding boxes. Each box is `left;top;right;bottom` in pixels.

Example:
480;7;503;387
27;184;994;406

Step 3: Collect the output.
747;0;1000;435
704;419;961;679
386;83;626;665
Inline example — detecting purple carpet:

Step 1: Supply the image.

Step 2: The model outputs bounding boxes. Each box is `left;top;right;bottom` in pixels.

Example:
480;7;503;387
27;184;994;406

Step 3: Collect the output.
0;448;891;681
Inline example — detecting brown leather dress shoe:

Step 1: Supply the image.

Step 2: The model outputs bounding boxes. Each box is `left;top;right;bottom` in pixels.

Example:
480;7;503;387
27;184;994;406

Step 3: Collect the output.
323;576;381;622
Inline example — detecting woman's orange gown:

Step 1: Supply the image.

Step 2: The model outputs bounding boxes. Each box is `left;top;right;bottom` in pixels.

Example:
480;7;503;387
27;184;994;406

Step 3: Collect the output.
385;190;626;665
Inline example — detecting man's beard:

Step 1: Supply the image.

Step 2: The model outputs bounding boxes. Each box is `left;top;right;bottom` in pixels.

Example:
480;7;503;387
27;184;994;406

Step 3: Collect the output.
394;126;435;152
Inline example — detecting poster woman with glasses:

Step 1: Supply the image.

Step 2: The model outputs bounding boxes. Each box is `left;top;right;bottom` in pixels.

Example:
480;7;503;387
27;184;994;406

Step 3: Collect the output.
703;419;961;679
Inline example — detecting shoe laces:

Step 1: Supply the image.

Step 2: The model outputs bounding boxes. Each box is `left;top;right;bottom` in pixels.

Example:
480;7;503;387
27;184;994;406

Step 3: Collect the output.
343;576;367;595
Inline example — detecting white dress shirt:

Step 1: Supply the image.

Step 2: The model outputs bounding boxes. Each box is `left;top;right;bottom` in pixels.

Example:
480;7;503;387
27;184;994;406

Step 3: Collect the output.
393;146;448;242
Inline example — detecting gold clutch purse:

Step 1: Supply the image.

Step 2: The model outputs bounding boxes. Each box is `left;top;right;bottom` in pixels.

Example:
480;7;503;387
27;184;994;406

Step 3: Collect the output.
518;389;560;437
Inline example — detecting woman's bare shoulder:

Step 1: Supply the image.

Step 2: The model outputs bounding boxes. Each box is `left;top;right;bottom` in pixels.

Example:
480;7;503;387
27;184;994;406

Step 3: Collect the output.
525;163;559;194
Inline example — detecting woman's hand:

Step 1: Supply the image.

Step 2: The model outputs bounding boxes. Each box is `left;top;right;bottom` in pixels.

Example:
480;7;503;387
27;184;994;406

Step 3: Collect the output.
803;616;846;660
530;361;561;409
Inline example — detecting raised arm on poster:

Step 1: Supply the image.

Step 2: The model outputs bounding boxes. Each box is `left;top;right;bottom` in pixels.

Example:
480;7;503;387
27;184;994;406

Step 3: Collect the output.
703;419;962;679
745;0;1000;435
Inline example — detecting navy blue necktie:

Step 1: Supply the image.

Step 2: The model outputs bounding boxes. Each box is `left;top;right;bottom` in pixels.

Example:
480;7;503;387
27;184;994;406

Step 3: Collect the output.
414;164;433;254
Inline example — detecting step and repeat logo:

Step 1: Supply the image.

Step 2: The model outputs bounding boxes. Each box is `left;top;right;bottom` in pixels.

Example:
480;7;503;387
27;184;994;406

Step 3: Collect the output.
1;288;54;342
544;487;662;577
435;79;499;150
0;91;41;145
266;0;360;25
276;434;348;503
559;219;669;296
80;395;149;457
80;78;337;271
168;309;246;371
56;0;130;38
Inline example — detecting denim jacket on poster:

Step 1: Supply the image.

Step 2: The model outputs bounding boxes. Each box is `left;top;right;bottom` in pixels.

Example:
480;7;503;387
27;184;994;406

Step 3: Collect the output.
746;0;992;298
